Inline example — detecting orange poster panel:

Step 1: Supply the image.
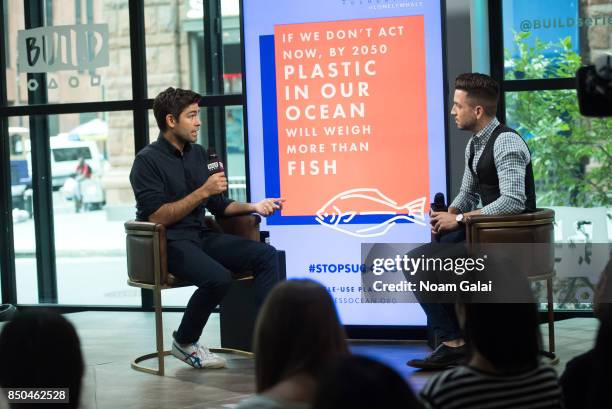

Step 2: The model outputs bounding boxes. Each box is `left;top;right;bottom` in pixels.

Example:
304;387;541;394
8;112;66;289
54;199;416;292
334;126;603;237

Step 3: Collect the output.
274;16;429;217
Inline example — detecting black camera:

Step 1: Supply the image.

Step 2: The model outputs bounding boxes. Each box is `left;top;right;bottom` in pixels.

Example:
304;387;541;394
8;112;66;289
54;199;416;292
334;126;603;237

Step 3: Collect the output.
577;54;612;117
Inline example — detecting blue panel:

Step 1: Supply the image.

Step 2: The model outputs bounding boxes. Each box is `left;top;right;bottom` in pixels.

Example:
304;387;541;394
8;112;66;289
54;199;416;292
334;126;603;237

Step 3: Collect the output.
503;0;580;59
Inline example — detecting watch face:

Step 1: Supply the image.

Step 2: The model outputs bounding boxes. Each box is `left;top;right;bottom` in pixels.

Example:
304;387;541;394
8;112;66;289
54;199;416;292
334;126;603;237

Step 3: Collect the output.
456;214;464;222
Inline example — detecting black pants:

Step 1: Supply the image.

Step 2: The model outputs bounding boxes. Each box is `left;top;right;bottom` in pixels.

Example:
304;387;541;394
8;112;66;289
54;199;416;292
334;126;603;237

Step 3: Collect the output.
167;231;279;344
417;227;466;345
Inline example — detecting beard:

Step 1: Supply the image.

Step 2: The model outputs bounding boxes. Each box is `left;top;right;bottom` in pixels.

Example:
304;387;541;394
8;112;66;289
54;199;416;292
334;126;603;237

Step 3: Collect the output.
174;128;197;144
457;116;477;132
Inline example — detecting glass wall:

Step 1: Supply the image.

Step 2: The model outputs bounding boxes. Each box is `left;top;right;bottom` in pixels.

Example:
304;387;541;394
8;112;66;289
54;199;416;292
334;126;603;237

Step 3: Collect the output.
499;0;612;310
1;0;243;308
506;90;611;208
225;105;246;202
221;0;242;94
503;0;612;80
503;0;579;80
49;111;137;305
8;116;38;303
4;0;132;106
144;0;242;97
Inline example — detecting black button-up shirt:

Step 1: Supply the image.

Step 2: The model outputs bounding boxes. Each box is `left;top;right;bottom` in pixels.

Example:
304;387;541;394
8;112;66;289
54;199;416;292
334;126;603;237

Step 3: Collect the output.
129;134;233;241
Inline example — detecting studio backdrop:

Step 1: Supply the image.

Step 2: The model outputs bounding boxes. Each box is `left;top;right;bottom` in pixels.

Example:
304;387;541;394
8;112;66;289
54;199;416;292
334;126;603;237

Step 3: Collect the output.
242;0;448;326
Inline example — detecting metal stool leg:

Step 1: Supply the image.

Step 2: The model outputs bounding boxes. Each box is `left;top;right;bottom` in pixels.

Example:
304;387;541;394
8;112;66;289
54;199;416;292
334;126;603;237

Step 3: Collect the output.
547;278;556;354
130;284;254;376
539;277;559;365
154;286;165;375
131;286;171;376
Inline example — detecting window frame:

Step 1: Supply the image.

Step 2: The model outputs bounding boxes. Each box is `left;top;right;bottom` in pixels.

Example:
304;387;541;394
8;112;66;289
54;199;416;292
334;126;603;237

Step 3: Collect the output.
0;0;242;310
489;0;602;314
489;0;578;124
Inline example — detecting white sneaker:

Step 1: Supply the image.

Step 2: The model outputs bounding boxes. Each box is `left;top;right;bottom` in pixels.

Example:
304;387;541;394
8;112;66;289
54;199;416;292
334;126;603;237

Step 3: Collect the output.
171;338;227;369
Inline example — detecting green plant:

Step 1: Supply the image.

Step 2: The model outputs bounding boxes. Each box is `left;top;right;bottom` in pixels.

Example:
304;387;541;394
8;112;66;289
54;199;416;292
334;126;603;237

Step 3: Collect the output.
505;32;611;207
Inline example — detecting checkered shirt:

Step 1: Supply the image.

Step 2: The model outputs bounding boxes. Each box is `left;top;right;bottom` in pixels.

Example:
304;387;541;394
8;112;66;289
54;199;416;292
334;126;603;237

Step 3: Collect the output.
449;117;531;215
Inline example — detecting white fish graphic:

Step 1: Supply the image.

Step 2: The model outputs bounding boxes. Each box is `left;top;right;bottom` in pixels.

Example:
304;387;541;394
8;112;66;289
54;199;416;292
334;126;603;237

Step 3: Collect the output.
315;188;427;238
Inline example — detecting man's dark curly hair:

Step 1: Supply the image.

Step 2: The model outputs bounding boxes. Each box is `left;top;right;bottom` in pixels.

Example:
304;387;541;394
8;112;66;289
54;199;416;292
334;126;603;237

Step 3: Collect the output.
455;73;499;116
153;87;201;132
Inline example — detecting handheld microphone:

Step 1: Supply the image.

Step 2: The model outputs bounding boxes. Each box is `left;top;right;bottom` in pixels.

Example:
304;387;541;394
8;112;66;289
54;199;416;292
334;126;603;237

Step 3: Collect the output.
431;192;447;212
207;148;225;175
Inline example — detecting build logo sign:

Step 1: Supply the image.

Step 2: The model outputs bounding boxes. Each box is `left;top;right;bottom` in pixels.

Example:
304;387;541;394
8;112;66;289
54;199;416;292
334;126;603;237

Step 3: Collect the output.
17;24;109;91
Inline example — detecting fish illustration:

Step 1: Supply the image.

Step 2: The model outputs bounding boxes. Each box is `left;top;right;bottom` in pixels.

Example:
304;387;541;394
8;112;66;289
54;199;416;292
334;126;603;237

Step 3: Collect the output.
315;188;427;238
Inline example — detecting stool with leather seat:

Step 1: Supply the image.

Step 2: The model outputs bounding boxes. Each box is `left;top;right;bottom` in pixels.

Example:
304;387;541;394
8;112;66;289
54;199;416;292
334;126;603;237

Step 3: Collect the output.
464;208;557;363
125;214;262;375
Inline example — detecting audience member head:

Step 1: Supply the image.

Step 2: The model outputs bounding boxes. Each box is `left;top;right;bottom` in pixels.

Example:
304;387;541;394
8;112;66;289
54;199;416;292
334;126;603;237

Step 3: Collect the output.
153;87;201;132
0;310;84;409
253;279;348;393
579;260;612;409
457;302;541;373
313;355;422;409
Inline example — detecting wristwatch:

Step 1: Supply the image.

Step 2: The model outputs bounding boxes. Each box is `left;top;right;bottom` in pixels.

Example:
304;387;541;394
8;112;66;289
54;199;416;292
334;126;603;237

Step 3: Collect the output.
455;213;464;224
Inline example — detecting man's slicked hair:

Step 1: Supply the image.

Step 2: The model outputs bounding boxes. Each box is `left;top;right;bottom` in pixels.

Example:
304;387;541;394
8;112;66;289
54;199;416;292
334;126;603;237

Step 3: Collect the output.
455;73;500;116
153;87;201;132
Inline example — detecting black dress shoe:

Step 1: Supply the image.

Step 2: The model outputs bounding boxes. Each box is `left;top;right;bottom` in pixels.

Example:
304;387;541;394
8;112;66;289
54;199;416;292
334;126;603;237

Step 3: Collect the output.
407;344;468;370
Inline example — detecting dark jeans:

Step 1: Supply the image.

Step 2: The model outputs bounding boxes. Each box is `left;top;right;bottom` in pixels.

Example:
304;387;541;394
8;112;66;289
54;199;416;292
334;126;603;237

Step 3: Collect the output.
167;230;279;344
434;227;466;244
419;227;466;345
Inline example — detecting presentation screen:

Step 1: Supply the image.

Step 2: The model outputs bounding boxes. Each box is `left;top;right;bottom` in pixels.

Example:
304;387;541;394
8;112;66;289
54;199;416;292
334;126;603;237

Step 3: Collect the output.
242;0;447;326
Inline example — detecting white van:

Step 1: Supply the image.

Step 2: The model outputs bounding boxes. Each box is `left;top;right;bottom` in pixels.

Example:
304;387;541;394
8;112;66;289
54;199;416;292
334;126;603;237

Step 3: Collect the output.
50;137;103;188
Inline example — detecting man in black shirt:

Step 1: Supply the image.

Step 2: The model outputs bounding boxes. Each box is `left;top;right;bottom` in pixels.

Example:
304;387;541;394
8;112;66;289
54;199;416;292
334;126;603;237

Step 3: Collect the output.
130;87;284;369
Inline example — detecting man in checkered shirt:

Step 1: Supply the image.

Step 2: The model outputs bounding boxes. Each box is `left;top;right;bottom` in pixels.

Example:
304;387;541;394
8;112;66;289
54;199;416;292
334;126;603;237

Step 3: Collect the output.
407;73;536;370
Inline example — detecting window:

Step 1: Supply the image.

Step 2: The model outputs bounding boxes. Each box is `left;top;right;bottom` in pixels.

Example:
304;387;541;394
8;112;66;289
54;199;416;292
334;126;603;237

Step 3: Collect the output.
144;0;243;97
1;1;244;309
8;116;38;303
221;0;242;94
494;0;612;311
4;0;24;106
4;0;132;106
3;0;9;68
48;112;137;305
505;89;611;208
44;0;52;25
225;105;246;202
502;0;611;80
